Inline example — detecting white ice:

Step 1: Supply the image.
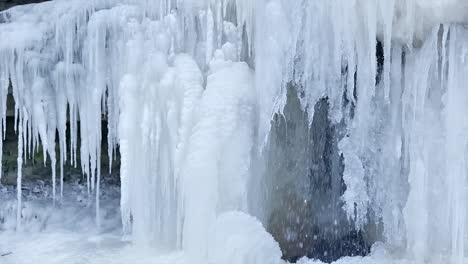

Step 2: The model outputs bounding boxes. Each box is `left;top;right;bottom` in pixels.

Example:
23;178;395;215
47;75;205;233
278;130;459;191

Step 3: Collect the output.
1;0;468;263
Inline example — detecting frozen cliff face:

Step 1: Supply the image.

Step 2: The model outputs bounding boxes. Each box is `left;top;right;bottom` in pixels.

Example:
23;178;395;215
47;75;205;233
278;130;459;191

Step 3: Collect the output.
1;0;468;263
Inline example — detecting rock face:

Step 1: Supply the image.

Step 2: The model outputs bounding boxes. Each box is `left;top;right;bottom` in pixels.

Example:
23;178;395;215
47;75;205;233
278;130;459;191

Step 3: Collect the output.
264;86;379;263
0;0;49;11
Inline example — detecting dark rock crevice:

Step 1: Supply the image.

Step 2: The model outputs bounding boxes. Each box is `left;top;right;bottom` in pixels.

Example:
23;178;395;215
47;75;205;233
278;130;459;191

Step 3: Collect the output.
265;86;377;263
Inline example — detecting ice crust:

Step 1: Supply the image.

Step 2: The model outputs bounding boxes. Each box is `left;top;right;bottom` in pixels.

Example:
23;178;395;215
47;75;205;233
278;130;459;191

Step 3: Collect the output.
1;0;468;263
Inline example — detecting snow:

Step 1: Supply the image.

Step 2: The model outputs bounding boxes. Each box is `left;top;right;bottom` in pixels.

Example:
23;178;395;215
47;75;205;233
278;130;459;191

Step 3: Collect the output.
1;0;468;263
208;211;283;264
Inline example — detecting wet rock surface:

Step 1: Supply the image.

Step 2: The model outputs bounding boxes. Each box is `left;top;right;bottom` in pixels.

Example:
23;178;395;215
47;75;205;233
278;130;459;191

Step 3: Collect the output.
265;87;379;263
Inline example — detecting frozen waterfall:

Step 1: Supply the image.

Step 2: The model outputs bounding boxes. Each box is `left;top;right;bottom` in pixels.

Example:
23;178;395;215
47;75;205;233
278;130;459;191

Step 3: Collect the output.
1;0;468;263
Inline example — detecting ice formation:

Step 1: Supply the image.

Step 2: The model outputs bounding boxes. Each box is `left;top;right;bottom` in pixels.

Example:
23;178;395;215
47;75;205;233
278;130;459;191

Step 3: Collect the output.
1;0;468;263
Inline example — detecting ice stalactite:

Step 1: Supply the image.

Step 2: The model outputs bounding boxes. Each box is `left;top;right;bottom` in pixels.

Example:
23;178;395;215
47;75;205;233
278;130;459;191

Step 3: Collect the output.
0;0;119;230
0;49;10;183
16;112;23;231
2;0;468;263
402;25;468;264
182;55;254;259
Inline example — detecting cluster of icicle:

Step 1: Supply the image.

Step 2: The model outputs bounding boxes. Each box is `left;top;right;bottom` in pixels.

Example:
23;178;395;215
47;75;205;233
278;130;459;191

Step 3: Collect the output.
1;0;468;263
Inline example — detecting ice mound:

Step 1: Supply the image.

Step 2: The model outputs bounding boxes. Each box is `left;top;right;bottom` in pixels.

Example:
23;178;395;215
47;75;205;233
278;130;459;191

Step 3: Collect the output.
208;211;283;264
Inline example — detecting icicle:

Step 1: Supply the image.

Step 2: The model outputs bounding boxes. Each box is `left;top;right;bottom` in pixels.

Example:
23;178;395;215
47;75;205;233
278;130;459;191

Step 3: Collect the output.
70;104;78;168
216;0;222;49
60;152;64;199
440;24;449;88
51;152;57;203
0;52;8;183
96;153;101;230
444;25;468;264
380;0;395;101
16;113;23;232
366;0;377;97
206;6;214;65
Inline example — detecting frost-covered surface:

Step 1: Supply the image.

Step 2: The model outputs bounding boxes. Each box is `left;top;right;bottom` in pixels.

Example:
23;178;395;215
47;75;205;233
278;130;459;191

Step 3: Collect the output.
1;232;186;264
1;0;468;263
0;176;120;233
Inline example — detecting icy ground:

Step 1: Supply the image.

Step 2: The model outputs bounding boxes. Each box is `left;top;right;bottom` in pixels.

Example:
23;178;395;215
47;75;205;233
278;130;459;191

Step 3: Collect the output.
0;180;463;264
